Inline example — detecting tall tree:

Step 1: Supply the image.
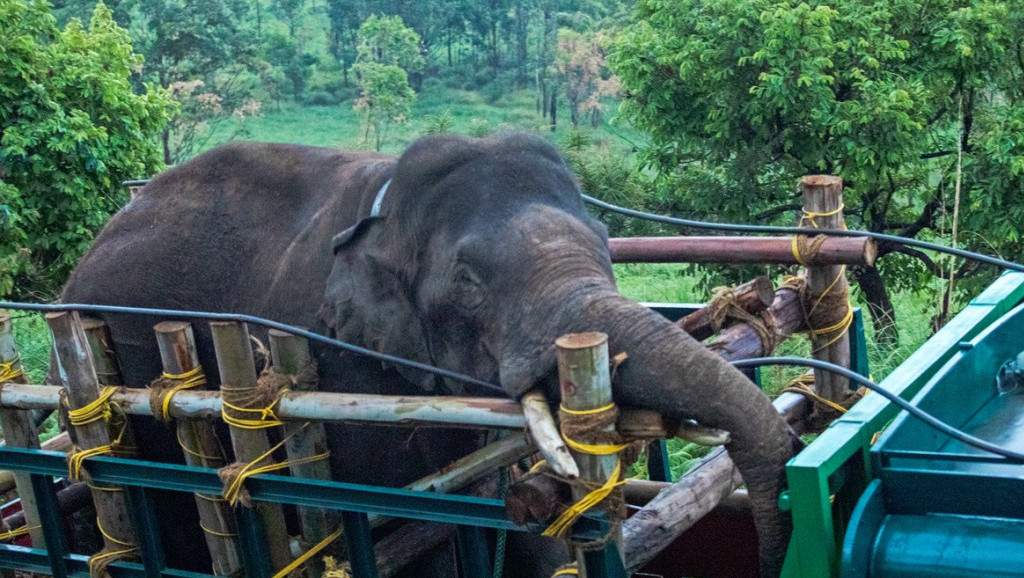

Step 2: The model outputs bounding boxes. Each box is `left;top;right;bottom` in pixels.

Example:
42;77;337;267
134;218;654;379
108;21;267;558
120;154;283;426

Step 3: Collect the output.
0;1;174;298
351;14;424;150
612;0;1024;345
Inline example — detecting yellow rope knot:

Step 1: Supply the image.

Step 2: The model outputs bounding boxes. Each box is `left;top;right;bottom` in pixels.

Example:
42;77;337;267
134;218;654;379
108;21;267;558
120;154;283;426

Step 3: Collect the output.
541;403;628;542
65;386;128;481
149;367;207;421
0;356;24;383
218;423;329;507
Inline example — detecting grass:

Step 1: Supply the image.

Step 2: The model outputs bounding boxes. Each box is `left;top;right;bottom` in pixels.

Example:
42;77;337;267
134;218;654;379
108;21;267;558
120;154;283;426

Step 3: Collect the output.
208;84;639;158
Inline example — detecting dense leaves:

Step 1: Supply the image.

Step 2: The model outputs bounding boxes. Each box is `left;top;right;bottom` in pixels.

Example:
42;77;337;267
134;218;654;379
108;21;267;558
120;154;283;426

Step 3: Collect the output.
0;1;174;298
611;0;1024;342
353;15;424;150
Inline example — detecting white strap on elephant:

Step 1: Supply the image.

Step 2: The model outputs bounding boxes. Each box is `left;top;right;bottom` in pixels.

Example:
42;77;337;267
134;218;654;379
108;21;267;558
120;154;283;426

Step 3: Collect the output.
371;179;391;217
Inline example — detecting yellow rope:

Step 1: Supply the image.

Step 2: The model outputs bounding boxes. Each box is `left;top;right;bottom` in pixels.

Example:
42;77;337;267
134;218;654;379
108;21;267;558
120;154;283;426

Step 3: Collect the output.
68;386;118;427
177;429;224;462
799;204;845;228
200;523;238;538
541;403;627;538
551;565;579;577
221;386;288;429
542;460;625;538
323;556;352;578
270;527;343;578
159;367;207;420
221;424;330;507
783;379;849;414
0;356;24;383
0;525;38;541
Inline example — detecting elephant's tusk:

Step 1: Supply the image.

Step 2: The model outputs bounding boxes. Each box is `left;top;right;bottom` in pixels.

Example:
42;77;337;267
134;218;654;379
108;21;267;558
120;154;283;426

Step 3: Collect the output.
675;420;732;446
521;390;580;479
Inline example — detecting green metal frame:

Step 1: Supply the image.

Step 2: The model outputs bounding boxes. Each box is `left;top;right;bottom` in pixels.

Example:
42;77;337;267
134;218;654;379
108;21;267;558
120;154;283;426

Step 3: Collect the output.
780;271;1024;578
0;447;627;578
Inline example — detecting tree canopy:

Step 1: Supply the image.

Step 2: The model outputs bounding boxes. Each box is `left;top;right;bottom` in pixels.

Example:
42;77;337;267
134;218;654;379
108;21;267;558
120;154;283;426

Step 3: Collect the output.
0;1;175;298
611;0;1024;343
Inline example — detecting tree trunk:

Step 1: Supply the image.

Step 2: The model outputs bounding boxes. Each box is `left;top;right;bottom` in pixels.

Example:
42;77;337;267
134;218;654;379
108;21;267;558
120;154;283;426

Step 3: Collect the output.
549;92;557;131
854;265;898;349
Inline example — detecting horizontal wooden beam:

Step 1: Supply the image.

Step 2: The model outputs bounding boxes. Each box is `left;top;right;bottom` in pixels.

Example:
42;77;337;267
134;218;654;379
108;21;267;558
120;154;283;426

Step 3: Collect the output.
609;236;876;266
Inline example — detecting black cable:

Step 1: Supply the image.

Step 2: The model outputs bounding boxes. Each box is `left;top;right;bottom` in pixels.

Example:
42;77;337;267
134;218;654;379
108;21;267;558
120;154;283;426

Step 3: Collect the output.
0;301;507;394
582;194;1024;274
732;356;1024;462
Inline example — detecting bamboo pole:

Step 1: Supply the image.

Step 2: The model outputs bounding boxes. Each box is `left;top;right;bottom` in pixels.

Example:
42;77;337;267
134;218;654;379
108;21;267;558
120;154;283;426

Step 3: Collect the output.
208;321;293;572
268;329;332;572
555;332;624;576
676;276;775;340
0;313;46;549
801;175;851;400
46;311;137;561
608;235;876;266
154;321;241;576
81;318;137;457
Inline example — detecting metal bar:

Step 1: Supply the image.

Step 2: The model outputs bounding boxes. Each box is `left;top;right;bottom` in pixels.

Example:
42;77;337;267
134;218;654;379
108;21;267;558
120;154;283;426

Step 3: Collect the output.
31;473;69;578
880;449;1021;464
232;506;273;578
646;441;672;483
0;384;526;429
341;511;379;578
124;485;167;578
0;448;520;531
455;526;491;578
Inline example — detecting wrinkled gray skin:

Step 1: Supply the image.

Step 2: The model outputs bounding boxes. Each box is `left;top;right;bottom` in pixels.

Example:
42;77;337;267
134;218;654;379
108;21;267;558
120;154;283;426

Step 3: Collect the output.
60;133;793;577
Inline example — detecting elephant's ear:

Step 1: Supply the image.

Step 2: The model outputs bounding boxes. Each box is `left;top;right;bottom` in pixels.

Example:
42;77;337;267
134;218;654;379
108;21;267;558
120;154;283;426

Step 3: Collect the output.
321;219;438;392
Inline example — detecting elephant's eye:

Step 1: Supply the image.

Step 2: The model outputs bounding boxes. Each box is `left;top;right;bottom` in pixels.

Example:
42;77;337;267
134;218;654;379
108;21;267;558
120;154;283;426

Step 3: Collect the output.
452;264;484;310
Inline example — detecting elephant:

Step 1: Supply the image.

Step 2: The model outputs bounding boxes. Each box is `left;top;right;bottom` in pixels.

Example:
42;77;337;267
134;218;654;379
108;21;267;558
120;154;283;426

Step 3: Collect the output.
59;133;795;577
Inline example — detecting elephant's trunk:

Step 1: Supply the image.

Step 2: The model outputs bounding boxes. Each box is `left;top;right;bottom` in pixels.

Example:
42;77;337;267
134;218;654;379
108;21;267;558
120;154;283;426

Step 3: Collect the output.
502;284;794;577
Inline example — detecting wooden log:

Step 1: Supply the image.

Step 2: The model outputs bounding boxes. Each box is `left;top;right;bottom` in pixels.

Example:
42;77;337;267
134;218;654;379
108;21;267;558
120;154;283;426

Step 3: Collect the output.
801;175;851;401
46;311;137;560
705;282;807;361
617;410;730;446
621;393;808;572
209;321;293;572
268;329;332;573
676;276;774;341
3;481;92;530
0;313;46;549
521;390;578;478
405;432;534;495
556;332;625;574
154;321;241;576
608;235;876;266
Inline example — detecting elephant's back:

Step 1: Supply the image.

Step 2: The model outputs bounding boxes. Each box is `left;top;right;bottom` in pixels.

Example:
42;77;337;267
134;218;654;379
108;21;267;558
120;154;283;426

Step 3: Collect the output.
63;142;395;324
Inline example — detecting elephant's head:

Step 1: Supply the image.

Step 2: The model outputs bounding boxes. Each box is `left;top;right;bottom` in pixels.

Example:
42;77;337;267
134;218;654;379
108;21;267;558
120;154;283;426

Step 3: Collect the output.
321;133;793;576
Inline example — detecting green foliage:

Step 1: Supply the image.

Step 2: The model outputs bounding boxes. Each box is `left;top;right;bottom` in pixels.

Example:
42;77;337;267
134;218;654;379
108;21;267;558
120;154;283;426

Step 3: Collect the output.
610;0;1024;341
0;1;174;299
352;15;424;150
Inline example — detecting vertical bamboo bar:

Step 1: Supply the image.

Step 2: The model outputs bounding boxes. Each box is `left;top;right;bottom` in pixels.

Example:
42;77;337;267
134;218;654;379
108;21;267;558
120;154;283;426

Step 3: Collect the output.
268;329;332;576
81;318;138;457
209;321;293;572
555;332;624;577
801;175;851;400
154;321;242;576
0;313;46;549
46;311;137;558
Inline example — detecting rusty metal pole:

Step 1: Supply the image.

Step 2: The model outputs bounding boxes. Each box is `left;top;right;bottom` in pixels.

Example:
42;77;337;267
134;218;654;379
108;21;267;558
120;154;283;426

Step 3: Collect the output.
154;321;242;576
801;175;851;401
209;321;293;572
555;332;625;577
0;313;46;549
46;311;138;563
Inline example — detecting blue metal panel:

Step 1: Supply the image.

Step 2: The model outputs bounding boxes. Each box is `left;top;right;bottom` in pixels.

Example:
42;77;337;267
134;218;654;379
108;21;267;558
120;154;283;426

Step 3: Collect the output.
124;485;167;578
456;526;491;578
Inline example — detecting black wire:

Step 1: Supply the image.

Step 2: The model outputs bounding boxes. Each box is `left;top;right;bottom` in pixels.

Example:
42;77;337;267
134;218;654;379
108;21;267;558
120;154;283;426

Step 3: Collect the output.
582;194;1024;274
732;356;1024;463
0;301;507;394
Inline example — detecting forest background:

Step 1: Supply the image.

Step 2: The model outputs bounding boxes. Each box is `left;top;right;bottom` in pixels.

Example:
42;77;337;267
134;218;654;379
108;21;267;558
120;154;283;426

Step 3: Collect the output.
3;0;1024;432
